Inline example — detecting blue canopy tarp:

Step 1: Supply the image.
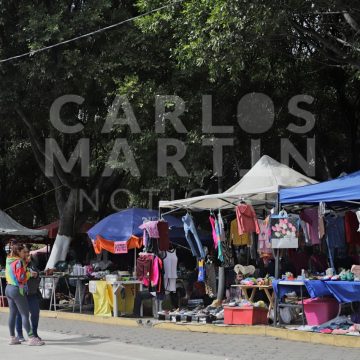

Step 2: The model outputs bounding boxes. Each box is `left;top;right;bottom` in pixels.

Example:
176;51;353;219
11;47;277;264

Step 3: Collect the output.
279;170;360;204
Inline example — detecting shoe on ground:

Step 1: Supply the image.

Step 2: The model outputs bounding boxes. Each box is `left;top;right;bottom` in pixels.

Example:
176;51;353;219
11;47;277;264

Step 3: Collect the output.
9;336;21;345
17;336;26;342
28;337;45;346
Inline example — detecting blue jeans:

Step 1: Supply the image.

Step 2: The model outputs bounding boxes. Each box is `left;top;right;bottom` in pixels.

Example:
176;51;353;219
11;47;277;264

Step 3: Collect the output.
182;213;205;258
16;294;40;338
5;285;32;337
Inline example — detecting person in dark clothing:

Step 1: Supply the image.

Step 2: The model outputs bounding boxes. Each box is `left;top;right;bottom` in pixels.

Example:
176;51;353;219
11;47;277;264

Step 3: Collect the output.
15;245;42;341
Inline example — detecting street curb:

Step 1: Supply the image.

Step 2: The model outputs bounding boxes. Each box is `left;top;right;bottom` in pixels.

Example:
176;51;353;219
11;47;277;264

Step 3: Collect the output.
0;307;139;328
152;322;360;348
1;307;359;347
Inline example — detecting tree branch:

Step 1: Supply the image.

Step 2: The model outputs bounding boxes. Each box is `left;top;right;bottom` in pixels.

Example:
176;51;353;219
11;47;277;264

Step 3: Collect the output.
17;108;76;189
343;12;360;32
290;18;360;70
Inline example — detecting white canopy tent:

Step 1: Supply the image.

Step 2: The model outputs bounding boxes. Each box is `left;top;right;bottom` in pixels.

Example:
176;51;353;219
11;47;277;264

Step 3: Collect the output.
159;155;317;211
0;210;48;237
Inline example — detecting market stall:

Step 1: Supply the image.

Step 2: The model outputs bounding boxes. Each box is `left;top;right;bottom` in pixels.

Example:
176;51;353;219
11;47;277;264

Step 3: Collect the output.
274;170;360;333
158;155;317;325
86;208;210;317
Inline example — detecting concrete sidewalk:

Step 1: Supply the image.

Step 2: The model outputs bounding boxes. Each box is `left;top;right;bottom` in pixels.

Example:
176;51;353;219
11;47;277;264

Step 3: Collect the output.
1;307;359;352
0;324;227;360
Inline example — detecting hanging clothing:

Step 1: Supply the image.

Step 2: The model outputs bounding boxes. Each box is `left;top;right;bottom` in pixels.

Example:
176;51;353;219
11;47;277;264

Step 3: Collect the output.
300;208;320;245
140;222;150;249
204;262;216;298
258;219;272;257
344;211;360;245
325;214;346;264
163;250;178;292
182;213;205;259
300;220;311;245
90;280;112;317
230;219;250;246
250;233;257;260
318;203;326;240
217;212;225;263
198;259;205;282
213;215;224;262
235;204;260;236
139;221;160;239
157;221;170;251
209;215;220;249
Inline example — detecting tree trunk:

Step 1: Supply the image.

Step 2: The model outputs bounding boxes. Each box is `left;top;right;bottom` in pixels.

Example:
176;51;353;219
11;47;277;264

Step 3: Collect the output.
45;188;78;269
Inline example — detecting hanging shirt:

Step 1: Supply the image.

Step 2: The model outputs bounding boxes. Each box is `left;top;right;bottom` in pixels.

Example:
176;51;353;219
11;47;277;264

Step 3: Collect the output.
157;221;170;251
139;221;160;238
209;215;220;249
163;250;178;292
258;219;272;256
214;215;224;262
235;204;260;235
230;219;250;246
300;220;311;244
300;208;320;245
344;211;360;245
325;214;346;250
318;203;326;240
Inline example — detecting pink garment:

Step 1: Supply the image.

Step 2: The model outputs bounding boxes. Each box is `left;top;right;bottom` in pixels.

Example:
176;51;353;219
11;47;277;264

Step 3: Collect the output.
300;208;320;245
151;256;160;288
258;220;272;256
139;221;160;238
209;216;219;249
142;255;160;287
235;204;260;236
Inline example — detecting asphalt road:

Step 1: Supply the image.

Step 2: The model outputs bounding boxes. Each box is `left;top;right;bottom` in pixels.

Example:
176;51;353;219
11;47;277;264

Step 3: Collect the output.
0;313;359;360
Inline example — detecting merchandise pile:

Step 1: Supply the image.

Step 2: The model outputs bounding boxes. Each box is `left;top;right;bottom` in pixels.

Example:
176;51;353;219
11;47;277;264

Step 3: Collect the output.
294;316;360;336
158;303;225;324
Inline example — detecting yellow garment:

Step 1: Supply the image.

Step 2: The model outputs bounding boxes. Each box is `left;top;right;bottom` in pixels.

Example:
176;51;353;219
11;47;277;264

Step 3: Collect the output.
92;280;113;317
107;283;136;314
230;219;250;246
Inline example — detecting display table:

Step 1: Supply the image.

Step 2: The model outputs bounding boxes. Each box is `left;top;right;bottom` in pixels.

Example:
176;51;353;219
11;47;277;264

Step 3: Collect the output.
323;281;360;303
272;280;307;326
273;279;360;304
231;284;274;315
39;274;89;313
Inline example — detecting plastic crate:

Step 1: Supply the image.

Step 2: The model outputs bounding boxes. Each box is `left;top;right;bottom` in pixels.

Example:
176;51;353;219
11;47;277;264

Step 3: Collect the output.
224;306;268;325
301;297;340;325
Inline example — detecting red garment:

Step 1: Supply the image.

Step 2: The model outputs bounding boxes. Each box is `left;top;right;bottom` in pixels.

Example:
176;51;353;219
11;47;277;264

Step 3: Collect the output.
344;211;360;244
290;251;309;277
157;221;170;251
235;204;260;236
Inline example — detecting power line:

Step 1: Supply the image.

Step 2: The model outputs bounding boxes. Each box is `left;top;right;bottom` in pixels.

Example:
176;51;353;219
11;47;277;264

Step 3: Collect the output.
0;1;183;64
4;185;64;211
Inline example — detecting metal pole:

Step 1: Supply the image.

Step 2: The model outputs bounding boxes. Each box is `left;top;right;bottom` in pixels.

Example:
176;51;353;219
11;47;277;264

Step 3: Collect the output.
274;192;280;327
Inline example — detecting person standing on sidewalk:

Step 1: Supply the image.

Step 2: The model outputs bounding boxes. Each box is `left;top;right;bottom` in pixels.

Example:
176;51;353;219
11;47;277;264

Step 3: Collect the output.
15;244;43;342
5;241;44;346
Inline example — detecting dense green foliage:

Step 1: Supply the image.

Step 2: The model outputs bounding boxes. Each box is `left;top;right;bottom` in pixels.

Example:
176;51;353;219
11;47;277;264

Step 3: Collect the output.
0;1;359;232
